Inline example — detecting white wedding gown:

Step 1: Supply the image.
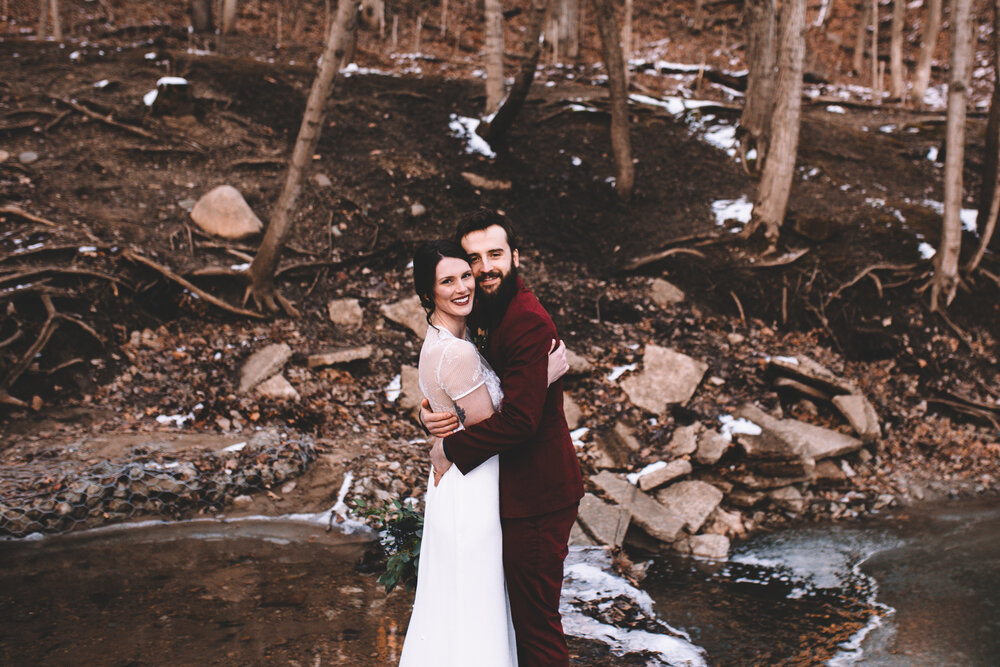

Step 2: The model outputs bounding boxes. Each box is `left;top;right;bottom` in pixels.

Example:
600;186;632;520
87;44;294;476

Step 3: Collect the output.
399;324;517;667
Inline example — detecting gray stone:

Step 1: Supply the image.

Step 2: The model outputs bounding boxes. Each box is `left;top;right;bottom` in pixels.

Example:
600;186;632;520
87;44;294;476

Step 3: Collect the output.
577;493;630;547
688;534;730;560
650;278;685;307
593;423;641;468
727;489;766;507
637;459;692;492
313;172;332;187
18;150;38;164
239;343;292;393
654;480;724;533
410;202;426;217
695;430;730;465
703;507;746;539
832;394;881;441
814;459;848;485
399;364;422;411
565;349;594;376
190;185;264;239
380;295;429;339
620;344;707;412
256;373;300;400
768;486;806;514
731;471;813;490
177;197;197;211
0;150;9;164
768;355;859;395
307;345;373;368
563;393;583;430
591;471;684;543
667;423;702;458
569;520;597;546
726;332;745;345
328;298;364;328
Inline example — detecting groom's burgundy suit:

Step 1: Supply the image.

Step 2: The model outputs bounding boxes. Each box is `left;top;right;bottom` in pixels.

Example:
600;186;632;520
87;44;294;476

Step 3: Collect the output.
444;278;584;666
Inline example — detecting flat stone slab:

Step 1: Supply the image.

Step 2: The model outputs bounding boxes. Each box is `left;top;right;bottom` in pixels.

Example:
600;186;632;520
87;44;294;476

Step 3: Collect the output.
688;533;730;560
255;373;299;400
399;364;422;411
307;345;373;367
667;423;702;458
190;185;263;239
695;429;730;465
654;480;723;533
591;471;684;543
327;298;364;328
637;459;692;492
577;493;630;547
593;423;641;468
768;485;806;514
239;343;292;393
565;349;594;376
832;394;881;441
649;278;686;307
768;355;859;395
380;295;429;339
620;344;707;412
563;393;583;430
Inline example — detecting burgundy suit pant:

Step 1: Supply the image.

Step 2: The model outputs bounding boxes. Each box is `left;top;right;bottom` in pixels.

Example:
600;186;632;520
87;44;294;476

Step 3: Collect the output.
501;502;579;667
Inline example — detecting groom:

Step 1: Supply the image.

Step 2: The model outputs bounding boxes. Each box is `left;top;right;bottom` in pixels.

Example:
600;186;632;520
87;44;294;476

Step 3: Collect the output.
422;208;584;666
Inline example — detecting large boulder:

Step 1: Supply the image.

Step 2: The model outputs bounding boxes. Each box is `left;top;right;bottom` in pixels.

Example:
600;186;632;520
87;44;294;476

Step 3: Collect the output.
239;343;292;393
576;493;630;547
190;185;264;239
591;471;684;543
654;480;724;533
620;344;707;412
380;295;429;339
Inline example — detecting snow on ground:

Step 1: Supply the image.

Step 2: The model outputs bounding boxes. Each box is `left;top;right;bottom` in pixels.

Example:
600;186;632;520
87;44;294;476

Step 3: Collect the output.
711;196;753;230
448;114;496;159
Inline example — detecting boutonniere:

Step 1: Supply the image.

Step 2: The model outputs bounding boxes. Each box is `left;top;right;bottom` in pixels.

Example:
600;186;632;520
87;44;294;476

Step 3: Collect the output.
471;327;489;354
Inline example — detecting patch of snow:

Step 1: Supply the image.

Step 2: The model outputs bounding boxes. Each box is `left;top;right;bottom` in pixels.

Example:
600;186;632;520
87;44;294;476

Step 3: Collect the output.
626;461;667;485
878;124;896;133
703;124;737;155
918;242;936;259
385;374;401;402
156;76;188;86
77;246;97;253
93;79;110;88
143;89;158;106
960;208;978;233
230;263;250;271
144;51;158;60
927;146;939;162
571;156;582;166
448;114;496;159
607;364;636;382
711;196;753;229
156;412;194;427
718;415;762;442
826;105;847;114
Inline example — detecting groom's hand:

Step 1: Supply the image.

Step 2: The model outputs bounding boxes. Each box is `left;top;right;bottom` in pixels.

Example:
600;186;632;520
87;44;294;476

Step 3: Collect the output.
547;338;568;387
420;398;459;437
430;438;452;486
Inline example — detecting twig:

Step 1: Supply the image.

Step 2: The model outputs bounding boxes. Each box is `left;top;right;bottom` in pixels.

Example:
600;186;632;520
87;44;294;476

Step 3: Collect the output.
52;97;158;140
620;247;708;272
825;262;917;306
42;109;73;133
729;290;746;324
747;247;810;268
0;266;125;287
0;205;61;228
123;250;265;319
4;295;58;391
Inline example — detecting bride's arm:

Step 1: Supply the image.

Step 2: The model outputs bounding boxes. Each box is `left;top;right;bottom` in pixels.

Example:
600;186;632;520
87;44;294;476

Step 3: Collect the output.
453;384;495;427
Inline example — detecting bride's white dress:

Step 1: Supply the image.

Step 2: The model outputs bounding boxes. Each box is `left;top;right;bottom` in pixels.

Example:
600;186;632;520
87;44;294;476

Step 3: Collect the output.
399;324;517;667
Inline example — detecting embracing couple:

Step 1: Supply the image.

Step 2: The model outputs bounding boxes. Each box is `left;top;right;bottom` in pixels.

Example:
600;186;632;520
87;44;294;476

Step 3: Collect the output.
399;208;585;666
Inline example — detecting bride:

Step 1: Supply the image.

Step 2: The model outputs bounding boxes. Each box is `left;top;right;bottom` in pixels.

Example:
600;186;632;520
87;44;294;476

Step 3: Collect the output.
399;240;566;667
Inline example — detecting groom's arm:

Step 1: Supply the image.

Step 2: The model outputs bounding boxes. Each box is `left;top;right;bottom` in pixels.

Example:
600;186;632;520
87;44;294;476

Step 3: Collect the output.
443;310;555;475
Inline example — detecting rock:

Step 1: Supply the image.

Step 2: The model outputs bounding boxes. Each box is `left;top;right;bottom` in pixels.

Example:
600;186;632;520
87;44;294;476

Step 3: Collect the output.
832;394;881;441
563;393;583;430
239;343;292;393
399;364;422;411
0;150;9;163
637;459;692;492
380;295;429;339
591;471;684;543
307;345;373;368
327;298;364;328
620;344;708;412
703;507;746;539
695;430;730;465
593;423;641;468
565;349;594;376
461;171;512;190
256;373;300;400
768;355;859;395
688;534;730;560
667;423;702;458
313;172;332;187
768;486;805;514
654;480;723;533
232;494;253;507
190;185;264;239
18;150;38;164
731;471;813;490
726;333;745;345
577;493;630;547
649;278;685;307
569;520;597;547
410;202;426;217
814;459;848;485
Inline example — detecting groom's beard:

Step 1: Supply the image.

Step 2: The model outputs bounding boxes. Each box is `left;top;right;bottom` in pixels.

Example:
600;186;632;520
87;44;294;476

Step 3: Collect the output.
476;265;519;327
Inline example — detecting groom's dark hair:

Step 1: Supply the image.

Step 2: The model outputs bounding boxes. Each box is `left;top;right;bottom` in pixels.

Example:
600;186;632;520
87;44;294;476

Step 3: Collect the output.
412;240;470;322
454;208;519;252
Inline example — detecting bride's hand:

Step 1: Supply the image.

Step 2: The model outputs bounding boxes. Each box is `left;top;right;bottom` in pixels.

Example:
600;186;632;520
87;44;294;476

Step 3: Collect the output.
430;438;452;486
547;339;569;387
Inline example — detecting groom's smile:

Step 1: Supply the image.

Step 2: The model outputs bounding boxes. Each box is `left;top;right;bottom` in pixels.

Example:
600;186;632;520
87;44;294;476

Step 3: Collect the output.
461;224;520;296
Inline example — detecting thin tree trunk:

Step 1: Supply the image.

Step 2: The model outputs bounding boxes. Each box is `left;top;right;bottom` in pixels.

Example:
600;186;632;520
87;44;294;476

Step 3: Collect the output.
49;0;61;41
749;0;807;243
441;0;448;36
222;0;238;34
852;0;871;75
591;0;634;200
623;0;632;70
870;0;879;93
37;0;49;38
739;0;778;171
484;0;505;115
967;0;1000;271
479;0;548;147
249;0;359;315
913;0;942;105
191;0;214;32
815;0;832;27
890;0;906;99
931;0;974;310
693;0;705;32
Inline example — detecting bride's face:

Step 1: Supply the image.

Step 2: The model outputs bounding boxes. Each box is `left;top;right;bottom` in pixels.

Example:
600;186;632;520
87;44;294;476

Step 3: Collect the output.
432;257;475;320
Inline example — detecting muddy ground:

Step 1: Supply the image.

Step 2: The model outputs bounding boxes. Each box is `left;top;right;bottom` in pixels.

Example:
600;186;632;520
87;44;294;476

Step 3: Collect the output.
2;2;999;541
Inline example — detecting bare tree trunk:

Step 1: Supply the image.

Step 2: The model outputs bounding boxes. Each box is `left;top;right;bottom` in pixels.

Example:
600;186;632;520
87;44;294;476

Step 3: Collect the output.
693;0;706;32
749;0;807;243
890;0;906;99
852;0;871;75
49;0;61;41
249;0;359;315
814;0;833;27
913;0;942;105
191;0;214;32
440;0;448;36
967;0;1000;271
623;0;632;70
870;0;879;93
591;0;634;200
484;0;504;114
479;0;548;148
560;0;581;58
222;0;238;34
37;0;49;38
931;0;974;310
739;0;778;171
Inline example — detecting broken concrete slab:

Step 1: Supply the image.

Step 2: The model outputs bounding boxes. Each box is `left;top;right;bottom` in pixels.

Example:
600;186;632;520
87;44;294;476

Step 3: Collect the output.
832;394;881;441
727;489;766;507
569;520;597;547
637;459;692;492
688;534;730;560
577;493;630;547
379;295;429;339
591;471;684;543
735;402;862;463
255;373;299;400
654;480;723;534
593;423;641;468
327;298;364;329
730;471;814;490
307;345;373;368
650;277;686;308
620;344;708;412
703;507;746;539
768;486;806;514
814;459;849;485
238;343;292;393
667;423;702;458
695;429;730;465
768;355;859;395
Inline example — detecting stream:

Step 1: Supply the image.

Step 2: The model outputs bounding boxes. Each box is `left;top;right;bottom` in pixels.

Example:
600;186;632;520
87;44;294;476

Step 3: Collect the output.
1;498;997;666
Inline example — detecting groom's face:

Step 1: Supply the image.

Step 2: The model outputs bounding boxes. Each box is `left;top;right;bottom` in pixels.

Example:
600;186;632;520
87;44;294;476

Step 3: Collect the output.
460;224;519;296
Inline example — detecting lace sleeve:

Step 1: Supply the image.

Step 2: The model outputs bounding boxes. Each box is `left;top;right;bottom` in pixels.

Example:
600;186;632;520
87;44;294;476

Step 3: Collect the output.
436;339;486;401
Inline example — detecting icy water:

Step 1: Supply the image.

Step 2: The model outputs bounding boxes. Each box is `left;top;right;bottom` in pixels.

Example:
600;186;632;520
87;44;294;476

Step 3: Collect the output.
1;498;998;666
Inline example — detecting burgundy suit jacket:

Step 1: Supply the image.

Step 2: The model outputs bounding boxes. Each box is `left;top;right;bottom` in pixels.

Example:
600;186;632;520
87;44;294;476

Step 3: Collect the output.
444;279;584;519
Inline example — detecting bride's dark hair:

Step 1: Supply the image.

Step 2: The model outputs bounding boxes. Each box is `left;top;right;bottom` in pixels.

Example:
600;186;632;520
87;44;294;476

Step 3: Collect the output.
413;240;471;322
